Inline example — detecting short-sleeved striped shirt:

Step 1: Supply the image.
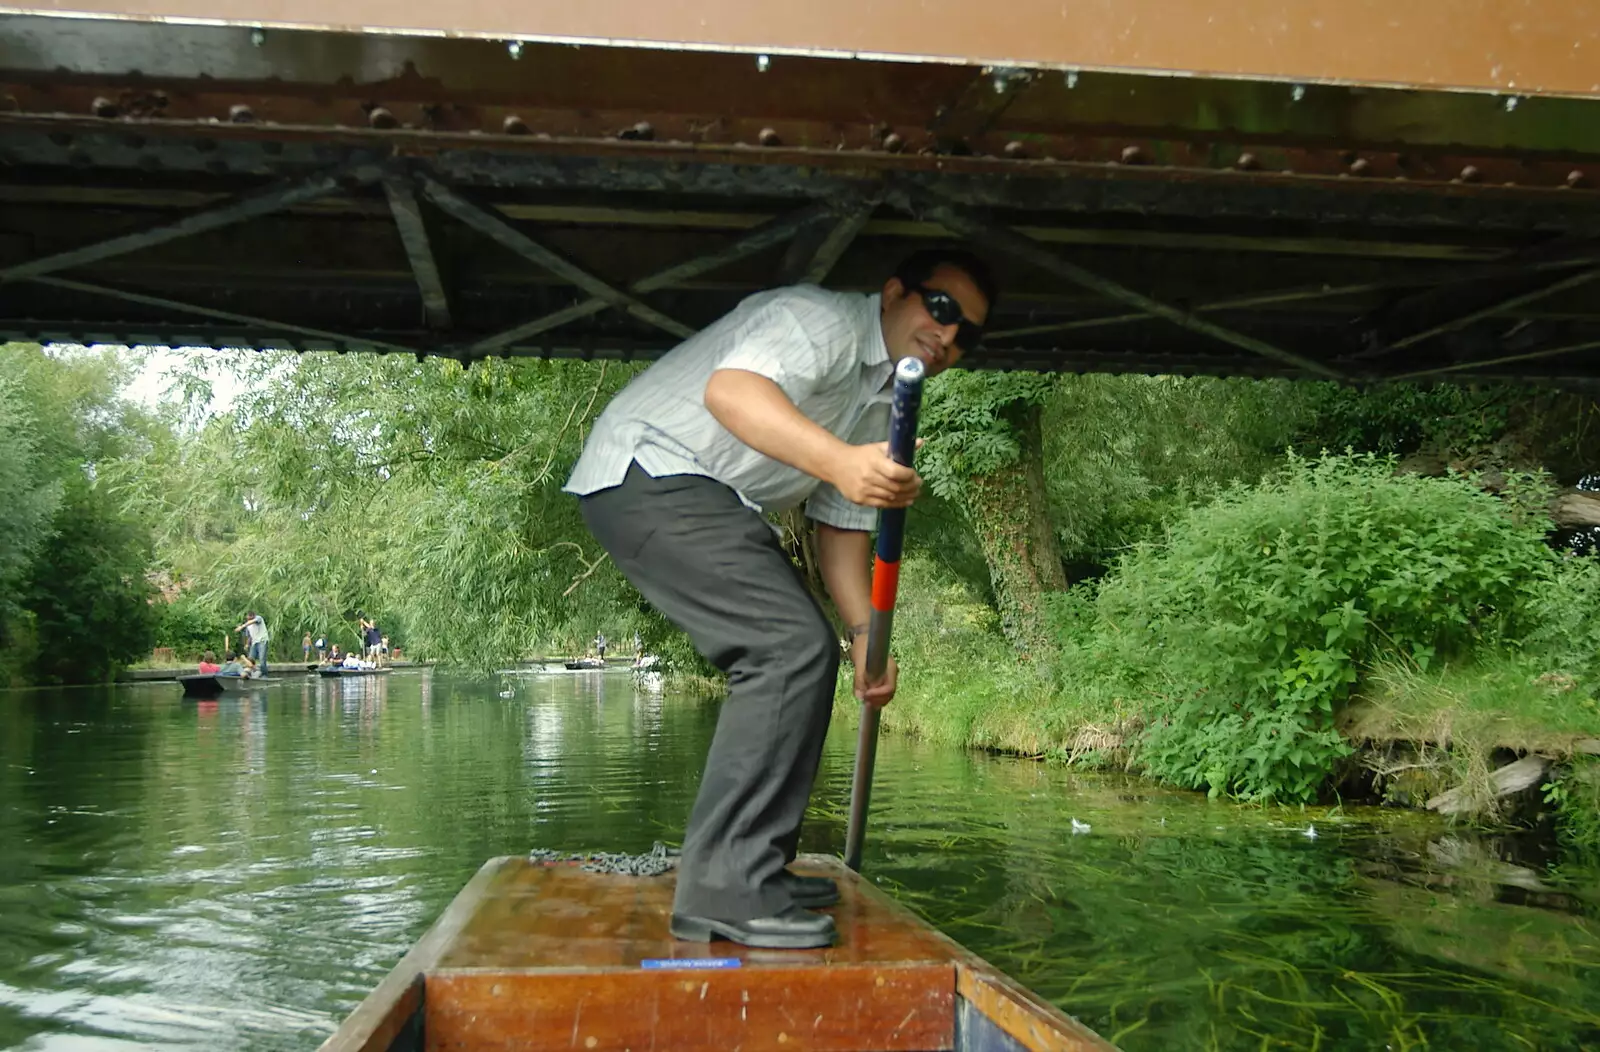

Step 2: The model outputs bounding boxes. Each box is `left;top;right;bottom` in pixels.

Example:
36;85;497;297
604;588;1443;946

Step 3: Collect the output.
564;286;892;531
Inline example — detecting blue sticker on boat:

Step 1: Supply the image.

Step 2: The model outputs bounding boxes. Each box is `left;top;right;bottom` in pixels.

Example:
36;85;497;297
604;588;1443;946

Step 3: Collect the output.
640;957;742;970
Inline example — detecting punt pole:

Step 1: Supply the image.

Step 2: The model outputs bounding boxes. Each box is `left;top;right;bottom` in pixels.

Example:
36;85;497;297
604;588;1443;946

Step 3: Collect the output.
843;356;926;872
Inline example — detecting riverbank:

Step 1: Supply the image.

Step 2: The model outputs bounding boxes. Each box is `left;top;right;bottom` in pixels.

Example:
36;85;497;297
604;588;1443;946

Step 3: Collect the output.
837;655;1600;853
834;543;1600;855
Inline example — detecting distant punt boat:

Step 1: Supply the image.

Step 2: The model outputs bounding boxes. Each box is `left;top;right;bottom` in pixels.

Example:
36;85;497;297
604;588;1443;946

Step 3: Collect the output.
318;854;1114;1052
564;658;606;670
318;667;394;679
178;674;275;696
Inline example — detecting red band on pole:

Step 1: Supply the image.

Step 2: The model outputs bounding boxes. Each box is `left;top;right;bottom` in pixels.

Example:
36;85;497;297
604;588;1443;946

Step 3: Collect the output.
870;556;901;613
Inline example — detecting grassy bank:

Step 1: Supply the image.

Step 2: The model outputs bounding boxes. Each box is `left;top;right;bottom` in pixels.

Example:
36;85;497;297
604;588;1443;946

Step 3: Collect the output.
837;455;1600;854
831;556;1134;762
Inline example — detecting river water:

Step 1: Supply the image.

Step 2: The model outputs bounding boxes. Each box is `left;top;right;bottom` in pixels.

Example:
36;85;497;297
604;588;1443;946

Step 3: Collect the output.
1;669;1597;1051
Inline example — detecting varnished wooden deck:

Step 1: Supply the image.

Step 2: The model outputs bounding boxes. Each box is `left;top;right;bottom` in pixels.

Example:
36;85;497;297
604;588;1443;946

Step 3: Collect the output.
321;854;1114;1052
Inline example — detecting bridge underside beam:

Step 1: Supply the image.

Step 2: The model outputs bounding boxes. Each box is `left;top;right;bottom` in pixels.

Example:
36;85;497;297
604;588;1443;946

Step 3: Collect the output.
5;16;1600;382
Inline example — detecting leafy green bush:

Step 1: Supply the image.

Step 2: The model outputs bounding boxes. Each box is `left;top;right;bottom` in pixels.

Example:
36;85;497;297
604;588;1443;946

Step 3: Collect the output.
1542;757;1600;861
153;592;231;659
1292;382;1512;458
24;478;159;683
1096;454;1554;801
1522;552;1600;693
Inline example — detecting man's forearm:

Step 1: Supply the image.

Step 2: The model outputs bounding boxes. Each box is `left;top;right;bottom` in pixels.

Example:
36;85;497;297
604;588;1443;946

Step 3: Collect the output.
816;523;873;634
704;369;848;485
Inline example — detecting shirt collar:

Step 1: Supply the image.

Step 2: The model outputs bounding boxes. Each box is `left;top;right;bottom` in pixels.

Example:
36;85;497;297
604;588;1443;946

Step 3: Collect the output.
861;293;890;368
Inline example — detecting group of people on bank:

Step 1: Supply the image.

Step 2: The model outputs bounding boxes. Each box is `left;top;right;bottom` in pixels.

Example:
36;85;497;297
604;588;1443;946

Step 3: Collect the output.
195;610;397;676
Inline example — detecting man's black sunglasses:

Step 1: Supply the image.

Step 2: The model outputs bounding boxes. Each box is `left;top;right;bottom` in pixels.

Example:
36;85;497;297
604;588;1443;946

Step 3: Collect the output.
909;285;985;351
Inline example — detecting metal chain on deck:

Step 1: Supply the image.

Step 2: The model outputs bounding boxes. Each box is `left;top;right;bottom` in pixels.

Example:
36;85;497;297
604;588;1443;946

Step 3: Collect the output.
528;840;678;877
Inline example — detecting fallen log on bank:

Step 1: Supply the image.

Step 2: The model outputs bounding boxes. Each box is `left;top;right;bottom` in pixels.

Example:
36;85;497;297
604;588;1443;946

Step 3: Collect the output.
1396;454;1600;530
1549;489;1600;529
1426;754;1549;815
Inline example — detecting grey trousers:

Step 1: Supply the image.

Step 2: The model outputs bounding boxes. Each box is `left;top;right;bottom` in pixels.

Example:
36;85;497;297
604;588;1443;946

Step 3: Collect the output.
580;464;839;921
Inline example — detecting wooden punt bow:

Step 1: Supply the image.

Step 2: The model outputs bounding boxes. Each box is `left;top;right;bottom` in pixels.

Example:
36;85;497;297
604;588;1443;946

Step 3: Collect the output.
320;854;1115;1052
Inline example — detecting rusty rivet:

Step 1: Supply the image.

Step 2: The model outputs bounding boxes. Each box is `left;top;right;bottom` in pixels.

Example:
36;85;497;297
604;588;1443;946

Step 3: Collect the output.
1003;140;1027;158
882;132;905;153
758;127;781;147
1119;145;1146;165
1348;157;1371;176
1234;151;1259;171
1567;169;1587;189
1457;164;1481;183
91;96;119;119
228;104;255;124
367;107;397;129
618;121;654;141
502;115;530;135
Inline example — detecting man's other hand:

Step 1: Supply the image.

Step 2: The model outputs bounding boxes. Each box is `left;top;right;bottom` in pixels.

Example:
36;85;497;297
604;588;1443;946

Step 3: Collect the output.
833;442;921;508
851;635;898;707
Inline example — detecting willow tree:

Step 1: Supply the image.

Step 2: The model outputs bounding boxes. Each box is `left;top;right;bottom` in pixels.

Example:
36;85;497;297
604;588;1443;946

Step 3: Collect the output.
1041;374;1308;572
122;350;648;662
919;371;1065;653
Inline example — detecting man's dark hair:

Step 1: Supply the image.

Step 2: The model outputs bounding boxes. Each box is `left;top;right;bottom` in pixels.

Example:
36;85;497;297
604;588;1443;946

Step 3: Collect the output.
891;248;1000;317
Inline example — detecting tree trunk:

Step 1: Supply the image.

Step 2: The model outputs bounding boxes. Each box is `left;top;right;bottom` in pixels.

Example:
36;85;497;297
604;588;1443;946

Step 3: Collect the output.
955;401;1067;654
779;508;833;615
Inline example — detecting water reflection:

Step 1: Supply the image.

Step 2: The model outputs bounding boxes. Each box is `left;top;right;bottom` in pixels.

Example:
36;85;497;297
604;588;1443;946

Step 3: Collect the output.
0;672;1596;1051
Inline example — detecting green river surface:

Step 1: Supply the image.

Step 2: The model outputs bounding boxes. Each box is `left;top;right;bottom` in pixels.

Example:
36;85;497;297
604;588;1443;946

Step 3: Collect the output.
2;669;1599;1051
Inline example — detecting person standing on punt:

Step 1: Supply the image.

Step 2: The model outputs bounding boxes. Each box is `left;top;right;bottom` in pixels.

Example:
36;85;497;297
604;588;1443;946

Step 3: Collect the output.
234;611;270;676
566;249;994;949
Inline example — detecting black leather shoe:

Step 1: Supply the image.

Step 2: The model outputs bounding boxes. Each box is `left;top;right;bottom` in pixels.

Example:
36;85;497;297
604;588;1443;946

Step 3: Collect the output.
780;871;840;908
670;905;836;949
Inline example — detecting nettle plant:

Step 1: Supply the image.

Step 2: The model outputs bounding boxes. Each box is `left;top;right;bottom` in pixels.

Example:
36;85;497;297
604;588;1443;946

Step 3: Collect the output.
1096;454;1554;801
